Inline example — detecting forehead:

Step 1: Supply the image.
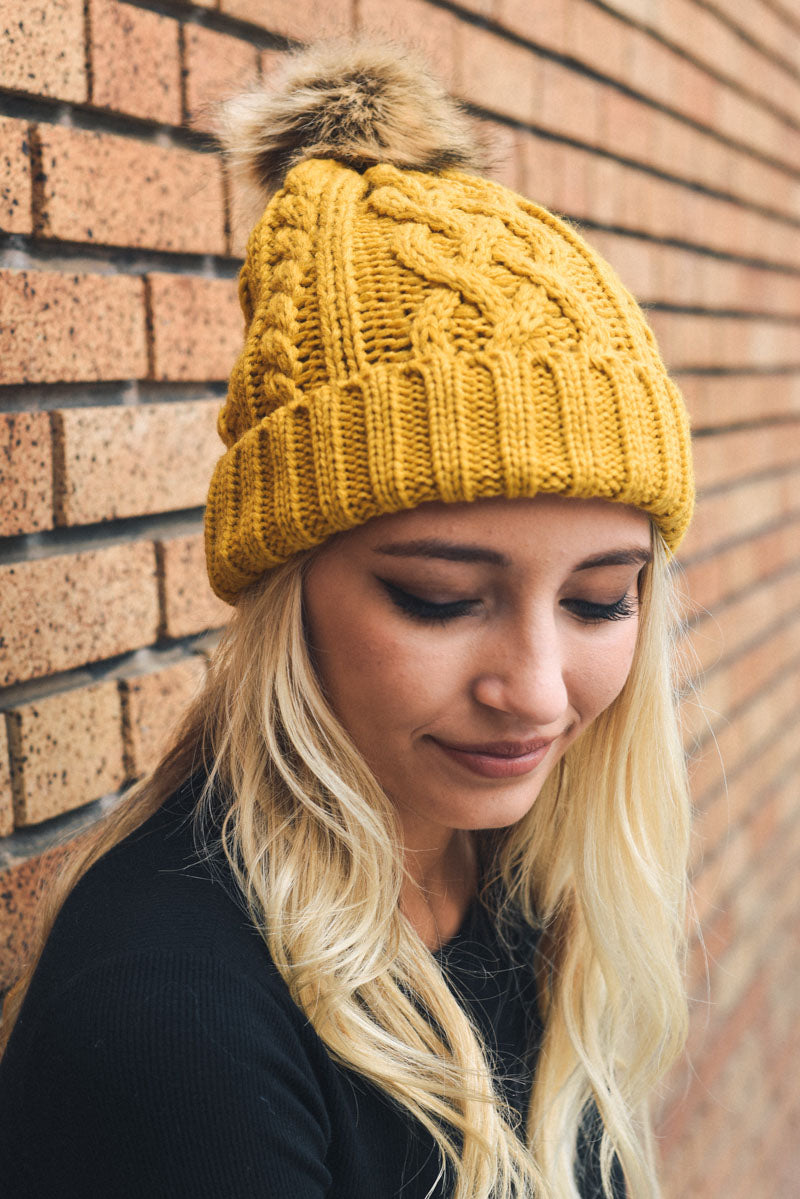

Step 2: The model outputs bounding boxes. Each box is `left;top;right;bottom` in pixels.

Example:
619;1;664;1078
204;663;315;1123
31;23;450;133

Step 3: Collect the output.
350;495;653;562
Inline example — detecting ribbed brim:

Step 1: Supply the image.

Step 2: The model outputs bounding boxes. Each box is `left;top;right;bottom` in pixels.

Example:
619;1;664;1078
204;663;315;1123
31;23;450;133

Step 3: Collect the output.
205;347;694;603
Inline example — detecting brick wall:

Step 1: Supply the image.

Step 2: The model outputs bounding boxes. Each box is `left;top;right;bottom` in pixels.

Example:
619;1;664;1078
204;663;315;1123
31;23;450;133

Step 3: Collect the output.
1;2;798;1194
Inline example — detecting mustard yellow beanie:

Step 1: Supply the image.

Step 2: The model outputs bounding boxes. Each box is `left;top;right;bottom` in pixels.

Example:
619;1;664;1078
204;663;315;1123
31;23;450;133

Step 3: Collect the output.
206;40;694;604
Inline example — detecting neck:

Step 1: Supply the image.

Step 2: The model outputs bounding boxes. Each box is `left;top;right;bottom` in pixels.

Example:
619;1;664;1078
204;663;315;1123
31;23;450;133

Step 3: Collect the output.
400;827;478;951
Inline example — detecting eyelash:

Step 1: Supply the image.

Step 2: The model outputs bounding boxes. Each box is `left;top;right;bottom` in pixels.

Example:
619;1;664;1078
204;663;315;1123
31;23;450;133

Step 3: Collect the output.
378;580;638;626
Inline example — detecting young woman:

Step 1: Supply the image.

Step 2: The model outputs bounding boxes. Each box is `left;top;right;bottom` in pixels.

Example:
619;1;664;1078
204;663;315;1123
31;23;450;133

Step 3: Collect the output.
0;39;695;1199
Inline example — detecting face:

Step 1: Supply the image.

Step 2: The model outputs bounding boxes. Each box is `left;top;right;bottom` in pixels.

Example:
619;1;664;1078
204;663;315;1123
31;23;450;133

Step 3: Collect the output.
303;495;652;854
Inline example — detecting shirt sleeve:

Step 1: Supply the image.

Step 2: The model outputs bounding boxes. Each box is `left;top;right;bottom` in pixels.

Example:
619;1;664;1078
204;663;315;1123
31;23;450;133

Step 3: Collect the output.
0;951;333;1199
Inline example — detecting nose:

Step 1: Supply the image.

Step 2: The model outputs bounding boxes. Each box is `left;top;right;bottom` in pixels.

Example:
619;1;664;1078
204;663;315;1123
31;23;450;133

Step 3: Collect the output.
470;619;570;729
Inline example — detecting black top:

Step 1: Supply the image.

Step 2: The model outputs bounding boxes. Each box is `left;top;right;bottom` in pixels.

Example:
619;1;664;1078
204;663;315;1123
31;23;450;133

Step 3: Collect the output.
0;783;622;1198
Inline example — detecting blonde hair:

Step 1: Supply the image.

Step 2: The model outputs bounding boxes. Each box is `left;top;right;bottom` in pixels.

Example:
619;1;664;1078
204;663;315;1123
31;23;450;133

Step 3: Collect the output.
2;527;690;1199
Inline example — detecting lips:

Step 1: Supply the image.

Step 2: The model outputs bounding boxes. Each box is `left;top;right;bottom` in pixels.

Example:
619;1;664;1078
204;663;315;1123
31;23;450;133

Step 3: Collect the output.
429;736;557;779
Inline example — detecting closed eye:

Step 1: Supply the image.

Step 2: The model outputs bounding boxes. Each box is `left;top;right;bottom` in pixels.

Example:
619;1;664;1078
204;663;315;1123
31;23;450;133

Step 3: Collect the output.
562;594;638;623
377;579;479;624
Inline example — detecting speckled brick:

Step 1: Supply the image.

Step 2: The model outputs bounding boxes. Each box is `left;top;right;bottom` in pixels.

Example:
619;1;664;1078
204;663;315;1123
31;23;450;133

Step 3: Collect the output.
0;412;53;536
0;0;87;102
0;116;32;234
219;0;354;40
157;532;229;638
184;24;260;133
0;542;159;687
147;274;242;382
0;843;72;991
0;719;13;838
0;270;147;384
34;125;226;255
53;399;221;526
89;0;182;124
6;681;125;826
121;657;206;776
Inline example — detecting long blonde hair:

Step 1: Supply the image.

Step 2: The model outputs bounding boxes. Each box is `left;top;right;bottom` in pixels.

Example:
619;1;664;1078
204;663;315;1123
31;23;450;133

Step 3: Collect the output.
2;528;691;1199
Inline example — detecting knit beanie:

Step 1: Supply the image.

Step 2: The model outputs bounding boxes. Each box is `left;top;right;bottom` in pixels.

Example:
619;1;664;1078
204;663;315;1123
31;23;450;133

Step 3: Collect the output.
205;39;694;604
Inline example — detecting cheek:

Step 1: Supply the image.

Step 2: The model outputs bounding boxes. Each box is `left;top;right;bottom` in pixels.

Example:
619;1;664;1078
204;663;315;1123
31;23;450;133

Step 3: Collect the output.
568;624;639;719
308;602;452;735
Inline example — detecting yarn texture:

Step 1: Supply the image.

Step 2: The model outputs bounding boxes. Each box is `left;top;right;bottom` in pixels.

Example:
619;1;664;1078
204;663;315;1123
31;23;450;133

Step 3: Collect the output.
205;48;694;604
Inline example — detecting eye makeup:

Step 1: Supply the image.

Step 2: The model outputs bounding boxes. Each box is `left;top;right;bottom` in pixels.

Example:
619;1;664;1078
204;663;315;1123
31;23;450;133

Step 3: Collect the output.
377;578;639;626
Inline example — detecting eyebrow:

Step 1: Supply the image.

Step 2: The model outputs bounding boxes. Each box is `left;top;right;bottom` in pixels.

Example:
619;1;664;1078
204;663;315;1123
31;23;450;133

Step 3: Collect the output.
373;539;653;571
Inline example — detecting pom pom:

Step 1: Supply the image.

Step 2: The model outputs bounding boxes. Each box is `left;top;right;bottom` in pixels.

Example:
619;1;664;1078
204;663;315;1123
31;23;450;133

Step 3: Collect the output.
213;36;485;204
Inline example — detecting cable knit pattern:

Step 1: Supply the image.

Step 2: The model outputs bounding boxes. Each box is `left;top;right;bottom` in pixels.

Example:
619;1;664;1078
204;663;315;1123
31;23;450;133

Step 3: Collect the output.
205;158;694;603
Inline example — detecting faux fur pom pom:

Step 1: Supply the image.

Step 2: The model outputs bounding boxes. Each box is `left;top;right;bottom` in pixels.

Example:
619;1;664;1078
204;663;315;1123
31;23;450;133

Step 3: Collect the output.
213;37;485;204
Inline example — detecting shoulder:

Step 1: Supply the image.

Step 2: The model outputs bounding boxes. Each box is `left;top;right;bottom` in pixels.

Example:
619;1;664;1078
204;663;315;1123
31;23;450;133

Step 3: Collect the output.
23;782;271;1001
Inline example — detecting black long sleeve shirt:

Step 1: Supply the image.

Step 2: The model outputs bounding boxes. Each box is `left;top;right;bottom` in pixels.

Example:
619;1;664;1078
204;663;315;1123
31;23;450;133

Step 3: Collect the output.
0;783;622;1197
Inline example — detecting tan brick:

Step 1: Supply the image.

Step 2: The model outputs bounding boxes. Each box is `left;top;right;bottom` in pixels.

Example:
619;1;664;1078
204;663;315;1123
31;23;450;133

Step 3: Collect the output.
455;26;537;125
220;0;353;39
648;312;800;373
121;656;206;775
148;273;242;382
0;718;13;837
357;0;460;89
0;0;87;102
0;270;147;385
681;372;800;429
0;542;159;687
0;841;74;991
537;57;605;146
6;681;125;826
0;115;32;234
0;412;53;536
34;125;226;255
158;532;229;638
564;0;631;79
184;24;260;133
495;0;569;54
53;399;222;526
692;423;800;493
89;0;182;124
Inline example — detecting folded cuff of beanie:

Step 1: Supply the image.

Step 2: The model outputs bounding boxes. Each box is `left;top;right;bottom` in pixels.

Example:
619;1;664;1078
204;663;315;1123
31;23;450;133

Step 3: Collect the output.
204;347;694;603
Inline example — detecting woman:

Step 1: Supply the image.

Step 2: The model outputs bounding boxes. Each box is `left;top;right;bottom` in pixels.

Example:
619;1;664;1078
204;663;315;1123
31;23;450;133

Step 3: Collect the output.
0;39;694;1199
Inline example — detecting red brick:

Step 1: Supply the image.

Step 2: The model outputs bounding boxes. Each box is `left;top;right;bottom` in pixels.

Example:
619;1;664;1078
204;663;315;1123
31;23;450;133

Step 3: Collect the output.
157;532;229;638
564;0;631;80
0;542;159;687
0;115;32;234
6;681;125;826
147;273;242;382
0;412;53;536
53;399;221;526
480;122;523;193
34;125;226;255
88;0;182;124
0;0;87;102
184;24;260;133
219;0;354;40
495;0;569;55
692;423;800;493
455;26;538;125
517;131;565;213
0;719;13;837
121;656;206;775
0;270;147;385
647;312;799;373
680;471;800;563
537;58;605;146
356;0;460;89
680;372;800;430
